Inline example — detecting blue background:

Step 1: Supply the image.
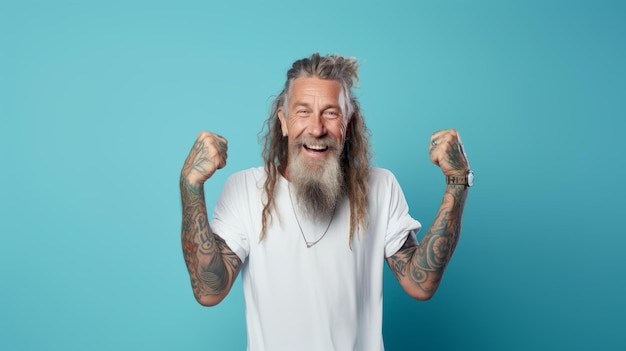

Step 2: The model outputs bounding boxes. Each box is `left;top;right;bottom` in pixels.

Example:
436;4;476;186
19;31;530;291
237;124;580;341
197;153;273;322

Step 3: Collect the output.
1;1;624;350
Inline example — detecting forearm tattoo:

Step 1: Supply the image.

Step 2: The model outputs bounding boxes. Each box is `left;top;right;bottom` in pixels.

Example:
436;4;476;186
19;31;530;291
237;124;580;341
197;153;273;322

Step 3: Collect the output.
180;178;241;300
389;185;467;295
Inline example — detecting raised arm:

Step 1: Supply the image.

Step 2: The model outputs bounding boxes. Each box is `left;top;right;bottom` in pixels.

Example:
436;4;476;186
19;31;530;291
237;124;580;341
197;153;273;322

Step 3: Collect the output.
180;131;242;306
387;129;471;300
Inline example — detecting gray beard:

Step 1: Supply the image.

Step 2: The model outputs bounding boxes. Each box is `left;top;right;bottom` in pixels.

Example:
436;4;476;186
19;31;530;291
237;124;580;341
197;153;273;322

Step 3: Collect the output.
287;140;345;220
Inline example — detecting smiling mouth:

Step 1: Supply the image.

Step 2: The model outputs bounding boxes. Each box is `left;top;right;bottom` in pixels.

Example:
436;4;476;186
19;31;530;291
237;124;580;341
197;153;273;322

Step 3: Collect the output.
303;144;329;152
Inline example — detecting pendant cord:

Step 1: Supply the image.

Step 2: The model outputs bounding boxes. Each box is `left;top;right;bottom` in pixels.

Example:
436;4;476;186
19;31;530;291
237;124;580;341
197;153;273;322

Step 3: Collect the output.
287;183;335;248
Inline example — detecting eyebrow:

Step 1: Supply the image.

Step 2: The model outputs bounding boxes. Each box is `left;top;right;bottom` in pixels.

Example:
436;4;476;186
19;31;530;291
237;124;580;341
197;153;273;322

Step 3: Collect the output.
292;102;341;111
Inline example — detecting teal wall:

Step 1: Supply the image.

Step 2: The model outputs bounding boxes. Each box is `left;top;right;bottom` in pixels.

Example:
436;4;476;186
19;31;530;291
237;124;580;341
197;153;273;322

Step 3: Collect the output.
1;1;624;350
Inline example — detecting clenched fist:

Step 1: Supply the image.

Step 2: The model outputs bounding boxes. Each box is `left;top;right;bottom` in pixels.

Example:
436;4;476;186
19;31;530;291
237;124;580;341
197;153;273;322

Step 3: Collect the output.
181;131;228;187
429;129;470;178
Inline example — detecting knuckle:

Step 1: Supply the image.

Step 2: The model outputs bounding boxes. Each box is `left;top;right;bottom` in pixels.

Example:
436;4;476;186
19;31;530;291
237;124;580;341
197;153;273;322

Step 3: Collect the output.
198;131;211;139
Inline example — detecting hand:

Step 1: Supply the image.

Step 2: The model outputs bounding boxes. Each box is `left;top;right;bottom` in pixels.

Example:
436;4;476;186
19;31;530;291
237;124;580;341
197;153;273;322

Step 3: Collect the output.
429;129;470;177
181;131;228;187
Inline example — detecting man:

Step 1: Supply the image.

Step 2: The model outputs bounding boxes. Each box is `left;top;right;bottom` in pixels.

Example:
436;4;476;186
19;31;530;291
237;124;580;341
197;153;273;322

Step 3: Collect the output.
180;53;472;350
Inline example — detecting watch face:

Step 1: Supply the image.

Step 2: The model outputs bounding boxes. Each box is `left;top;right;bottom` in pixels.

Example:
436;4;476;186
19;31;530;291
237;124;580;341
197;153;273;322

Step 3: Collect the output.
468;171;474;186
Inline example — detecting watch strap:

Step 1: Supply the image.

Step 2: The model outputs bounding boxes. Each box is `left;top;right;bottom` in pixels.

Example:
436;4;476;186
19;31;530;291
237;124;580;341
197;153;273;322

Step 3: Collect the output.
447;174;469;186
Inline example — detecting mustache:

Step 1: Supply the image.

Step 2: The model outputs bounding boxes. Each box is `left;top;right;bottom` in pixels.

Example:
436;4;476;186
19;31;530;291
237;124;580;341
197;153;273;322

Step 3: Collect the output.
293;135;342;150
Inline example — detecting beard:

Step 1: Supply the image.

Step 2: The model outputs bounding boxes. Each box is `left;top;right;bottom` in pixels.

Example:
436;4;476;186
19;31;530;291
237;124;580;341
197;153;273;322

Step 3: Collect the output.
287;136;345;220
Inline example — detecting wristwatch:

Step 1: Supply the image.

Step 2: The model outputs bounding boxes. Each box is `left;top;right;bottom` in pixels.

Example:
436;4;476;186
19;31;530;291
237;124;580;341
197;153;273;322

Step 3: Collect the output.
446;170;474;187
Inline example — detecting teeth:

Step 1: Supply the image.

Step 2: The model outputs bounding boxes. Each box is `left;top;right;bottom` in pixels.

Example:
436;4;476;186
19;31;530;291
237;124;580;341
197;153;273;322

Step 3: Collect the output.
305;144;327;151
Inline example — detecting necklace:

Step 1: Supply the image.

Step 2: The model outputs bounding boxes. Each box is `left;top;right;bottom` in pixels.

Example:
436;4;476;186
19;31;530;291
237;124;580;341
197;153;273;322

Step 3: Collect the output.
287;183;335;248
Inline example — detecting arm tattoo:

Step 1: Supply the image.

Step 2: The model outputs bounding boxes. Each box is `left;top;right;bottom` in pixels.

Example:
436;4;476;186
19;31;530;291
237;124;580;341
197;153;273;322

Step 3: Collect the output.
389;185;467;295
180;178;241;300
190;140;215;177
445;140;467;172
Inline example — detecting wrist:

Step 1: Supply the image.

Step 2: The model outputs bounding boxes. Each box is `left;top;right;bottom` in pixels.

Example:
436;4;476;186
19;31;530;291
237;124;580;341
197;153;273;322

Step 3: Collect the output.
446;169;473;187
180;176;204;194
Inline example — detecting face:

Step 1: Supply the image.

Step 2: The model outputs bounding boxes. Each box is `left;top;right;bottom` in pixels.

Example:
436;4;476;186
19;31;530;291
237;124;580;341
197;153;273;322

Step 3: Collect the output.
277;76;349;179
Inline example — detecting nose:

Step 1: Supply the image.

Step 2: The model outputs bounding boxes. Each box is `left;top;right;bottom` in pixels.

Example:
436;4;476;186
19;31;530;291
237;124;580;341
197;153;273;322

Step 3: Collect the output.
307;113;326;137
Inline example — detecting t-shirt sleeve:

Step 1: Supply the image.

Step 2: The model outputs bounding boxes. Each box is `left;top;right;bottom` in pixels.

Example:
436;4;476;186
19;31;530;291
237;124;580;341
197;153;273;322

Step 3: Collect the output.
210;173;251;262
384;172;422;258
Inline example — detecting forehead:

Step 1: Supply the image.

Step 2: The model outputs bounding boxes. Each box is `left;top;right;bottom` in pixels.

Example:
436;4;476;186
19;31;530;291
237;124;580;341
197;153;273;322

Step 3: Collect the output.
289;77;343;104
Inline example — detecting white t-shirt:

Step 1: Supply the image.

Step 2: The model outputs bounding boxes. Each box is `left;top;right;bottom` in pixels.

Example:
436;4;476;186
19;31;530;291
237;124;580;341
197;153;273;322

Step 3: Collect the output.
211;167;421;351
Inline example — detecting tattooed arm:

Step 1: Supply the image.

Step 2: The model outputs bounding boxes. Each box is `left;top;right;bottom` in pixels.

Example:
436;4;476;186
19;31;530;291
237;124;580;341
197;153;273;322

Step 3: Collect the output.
180;132;242;306
387;184;467;300
387;129;471;300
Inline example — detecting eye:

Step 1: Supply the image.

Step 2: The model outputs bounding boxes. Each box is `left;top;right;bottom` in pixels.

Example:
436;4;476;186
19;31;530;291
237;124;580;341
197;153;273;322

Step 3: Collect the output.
296;109;309;117
323;110;340;119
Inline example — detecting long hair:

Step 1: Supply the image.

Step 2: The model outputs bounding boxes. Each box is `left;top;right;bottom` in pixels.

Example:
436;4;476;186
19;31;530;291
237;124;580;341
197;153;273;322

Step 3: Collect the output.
259;53;372;246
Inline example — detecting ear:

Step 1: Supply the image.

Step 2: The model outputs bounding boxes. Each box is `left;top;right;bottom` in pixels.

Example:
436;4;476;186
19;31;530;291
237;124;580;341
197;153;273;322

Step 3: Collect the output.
277;107;288;137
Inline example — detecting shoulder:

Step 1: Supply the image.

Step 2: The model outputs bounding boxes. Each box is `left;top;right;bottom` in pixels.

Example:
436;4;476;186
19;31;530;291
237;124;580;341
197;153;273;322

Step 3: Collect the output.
220;167;267;196
369;167;400;187
225;167;266;184
370;167;394;179
367;167;407;202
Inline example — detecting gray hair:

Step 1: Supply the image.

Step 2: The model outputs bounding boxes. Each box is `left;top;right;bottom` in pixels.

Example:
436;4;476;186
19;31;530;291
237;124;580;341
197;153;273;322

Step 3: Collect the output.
260;53;371;244
275;53;359;122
